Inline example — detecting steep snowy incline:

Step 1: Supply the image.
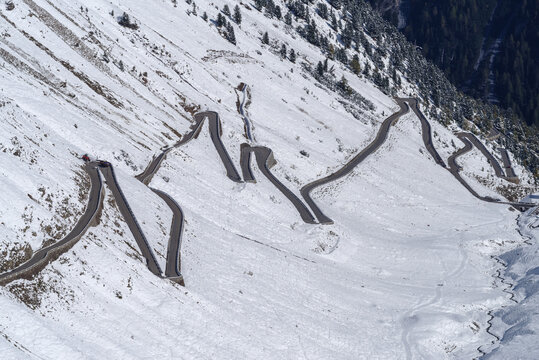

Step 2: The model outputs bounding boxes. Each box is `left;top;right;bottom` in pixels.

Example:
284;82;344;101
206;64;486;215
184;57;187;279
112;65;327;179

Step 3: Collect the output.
0;0;536;358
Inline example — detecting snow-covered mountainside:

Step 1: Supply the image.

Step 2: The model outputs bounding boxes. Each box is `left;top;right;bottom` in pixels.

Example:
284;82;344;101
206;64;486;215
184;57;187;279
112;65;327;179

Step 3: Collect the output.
0;0;537;358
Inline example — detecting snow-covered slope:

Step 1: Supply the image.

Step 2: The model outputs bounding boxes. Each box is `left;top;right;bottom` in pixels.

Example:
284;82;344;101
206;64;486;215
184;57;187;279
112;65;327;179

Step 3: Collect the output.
0;0;536;358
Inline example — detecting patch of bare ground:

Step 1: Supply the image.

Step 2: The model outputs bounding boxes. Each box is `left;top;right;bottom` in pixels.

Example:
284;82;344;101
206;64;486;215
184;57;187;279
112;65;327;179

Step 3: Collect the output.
38;169;90;247
7;272;75;310
173;91;200;116
0;243;32;273
202;50;258;64
497;183;535;202
162;121;183;139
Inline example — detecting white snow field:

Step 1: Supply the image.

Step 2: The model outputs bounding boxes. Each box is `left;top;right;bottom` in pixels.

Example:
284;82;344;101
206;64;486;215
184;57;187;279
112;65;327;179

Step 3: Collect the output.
0;0;536;359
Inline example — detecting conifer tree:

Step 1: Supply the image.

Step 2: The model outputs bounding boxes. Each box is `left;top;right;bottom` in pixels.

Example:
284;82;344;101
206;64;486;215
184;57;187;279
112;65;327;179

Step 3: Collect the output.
289;48;296;63
351;55;361;75
284;12;292;26
316;61;324;77
233;5;242;24
262;31;269;45
280;44;287;59
223;4;231;17
274;5;282;19
226;23;236;45
217;13;225;27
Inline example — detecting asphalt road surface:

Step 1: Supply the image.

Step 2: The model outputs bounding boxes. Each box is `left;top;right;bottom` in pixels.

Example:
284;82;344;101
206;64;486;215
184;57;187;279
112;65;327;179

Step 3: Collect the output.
499;148;518;179
300;98;410;225
447;130;533;210
401;97;447;168
137;111;242;185
0;162;103;285
101;164;163;277
2;95;535;285
134;110;244;283
456;132;505;178
301;97;533;224
151;189;185;285
240;143;316;224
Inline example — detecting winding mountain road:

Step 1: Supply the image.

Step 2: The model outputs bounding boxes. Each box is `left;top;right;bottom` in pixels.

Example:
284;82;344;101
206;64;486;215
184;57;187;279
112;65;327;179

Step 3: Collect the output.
499;148;518;180
100;164;163;277
0;162;103;286
240;144;316;224
301;98;410;225
447;136;488;200
456;132;505;178
447;136;533;210
301;97;533;224
137;111;242;185
132;110;246;283
151;189;185;283
403;97;447;168
2;90;536;287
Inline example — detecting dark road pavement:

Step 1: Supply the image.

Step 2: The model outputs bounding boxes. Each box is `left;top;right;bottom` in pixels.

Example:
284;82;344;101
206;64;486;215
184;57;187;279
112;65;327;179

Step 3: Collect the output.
0;163;103;285
300;99;410;225
2;94;535;286
240;144;316;224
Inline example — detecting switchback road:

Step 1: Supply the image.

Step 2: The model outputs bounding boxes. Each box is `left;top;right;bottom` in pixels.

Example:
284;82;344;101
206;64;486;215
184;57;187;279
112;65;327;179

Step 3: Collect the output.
137;111;242;185
300;98;410;225
151;189;185;284
2;93;535;286
456;132;505;178
100;164;163;277
301;97;533;224
447;136;533;211
402;97;447;168
0;162;103;286
240;144;316;224
499;148;518;180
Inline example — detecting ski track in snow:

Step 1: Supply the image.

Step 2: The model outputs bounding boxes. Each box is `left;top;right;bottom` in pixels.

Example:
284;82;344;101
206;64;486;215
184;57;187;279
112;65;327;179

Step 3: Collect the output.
401;241;468;359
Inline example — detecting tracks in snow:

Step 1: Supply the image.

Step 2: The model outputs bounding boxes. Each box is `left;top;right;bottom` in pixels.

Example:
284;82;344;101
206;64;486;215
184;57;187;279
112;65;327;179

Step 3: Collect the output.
400;243;468;359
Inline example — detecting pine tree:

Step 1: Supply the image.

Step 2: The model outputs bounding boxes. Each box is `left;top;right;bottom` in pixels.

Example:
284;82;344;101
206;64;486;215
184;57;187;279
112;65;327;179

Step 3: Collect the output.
280;44;287;59
233;5;242;24
284;12;292;26
331;13;338;30
289;48;296;63
217;13;224;27
223;4;231;17
254;0;265;10
274;5;282;19
317;3;328;20
118;12;138;30
341;22;354;49
262;31;269;45
202;12;208;21
316;61;324;77
338;75;351;95
226;23;236;45
363;62;370;76
351;54;361;75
